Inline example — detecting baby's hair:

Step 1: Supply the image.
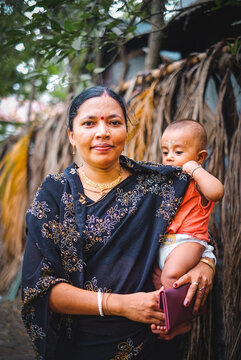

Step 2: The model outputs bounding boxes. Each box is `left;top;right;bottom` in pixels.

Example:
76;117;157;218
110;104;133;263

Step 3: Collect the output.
164;119;207;150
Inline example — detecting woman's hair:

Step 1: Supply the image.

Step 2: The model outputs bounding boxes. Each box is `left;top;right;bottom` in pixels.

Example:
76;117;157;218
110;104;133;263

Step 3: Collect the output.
68;86;128;131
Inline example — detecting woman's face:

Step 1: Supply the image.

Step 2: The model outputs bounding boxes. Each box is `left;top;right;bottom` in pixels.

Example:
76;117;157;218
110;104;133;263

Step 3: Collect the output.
68;95;127;169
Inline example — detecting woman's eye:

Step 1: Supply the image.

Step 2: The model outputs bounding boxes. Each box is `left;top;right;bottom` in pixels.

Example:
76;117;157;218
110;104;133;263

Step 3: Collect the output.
83;121;95;126
110;120;121;126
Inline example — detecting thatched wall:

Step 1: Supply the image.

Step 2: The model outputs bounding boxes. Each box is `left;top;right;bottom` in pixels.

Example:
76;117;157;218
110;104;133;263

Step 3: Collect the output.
119;38;241;360
0;38;240;359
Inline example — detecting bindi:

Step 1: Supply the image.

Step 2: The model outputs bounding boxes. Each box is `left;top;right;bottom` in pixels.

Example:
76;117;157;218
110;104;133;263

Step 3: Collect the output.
100;116;104;120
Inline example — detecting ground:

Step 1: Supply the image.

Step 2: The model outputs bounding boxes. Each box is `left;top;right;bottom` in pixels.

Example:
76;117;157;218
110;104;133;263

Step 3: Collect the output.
0;293;35;360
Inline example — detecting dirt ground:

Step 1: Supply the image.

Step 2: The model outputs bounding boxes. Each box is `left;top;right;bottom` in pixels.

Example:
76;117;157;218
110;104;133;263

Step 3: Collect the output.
0;293;35;360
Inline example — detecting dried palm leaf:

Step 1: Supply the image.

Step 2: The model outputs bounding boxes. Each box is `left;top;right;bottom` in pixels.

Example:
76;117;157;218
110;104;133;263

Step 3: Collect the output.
126;81;157;160
0;131;31;292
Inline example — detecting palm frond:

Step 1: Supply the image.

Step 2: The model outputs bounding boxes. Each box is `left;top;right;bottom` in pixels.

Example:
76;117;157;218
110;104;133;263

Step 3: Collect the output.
0;132;31;292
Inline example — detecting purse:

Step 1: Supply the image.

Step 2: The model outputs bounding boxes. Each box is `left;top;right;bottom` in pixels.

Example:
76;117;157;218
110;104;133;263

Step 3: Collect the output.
158;283;206;330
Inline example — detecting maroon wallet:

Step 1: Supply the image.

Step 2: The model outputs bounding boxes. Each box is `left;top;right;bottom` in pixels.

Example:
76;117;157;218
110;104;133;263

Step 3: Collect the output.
158;283;206;330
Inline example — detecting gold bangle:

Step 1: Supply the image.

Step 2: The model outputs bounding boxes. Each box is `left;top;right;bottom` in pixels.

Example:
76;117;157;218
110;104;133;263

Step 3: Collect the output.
103;293;112;315
200;258;215;274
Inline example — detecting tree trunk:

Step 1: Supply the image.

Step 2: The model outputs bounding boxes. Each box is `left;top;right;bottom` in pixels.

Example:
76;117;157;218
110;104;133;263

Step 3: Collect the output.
145;0;165;71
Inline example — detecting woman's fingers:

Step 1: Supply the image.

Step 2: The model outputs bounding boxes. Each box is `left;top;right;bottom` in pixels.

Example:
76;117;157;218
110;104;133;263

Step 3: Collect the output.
173;273;192;288
182;280;200;307
201;287;210;306
173;261;214;312
122;290;166;324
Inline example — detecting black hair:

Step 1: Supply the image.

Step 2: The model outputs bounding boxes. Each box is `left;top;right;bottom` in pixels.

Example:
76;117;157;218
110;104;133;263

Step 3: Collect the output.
68;86;128;131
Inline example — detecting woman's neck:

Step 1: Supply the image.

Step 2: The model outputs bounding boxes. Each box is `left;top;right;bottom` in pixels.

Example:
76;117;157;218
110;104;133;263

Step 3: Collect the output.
80;162;121;184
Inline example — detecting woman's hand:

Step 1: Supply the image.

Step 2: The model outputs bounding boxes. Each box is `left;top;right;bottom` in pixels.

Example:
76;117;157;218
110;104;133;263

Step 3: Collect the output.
173;258;215;313
150;322;191;340
109;289;165;326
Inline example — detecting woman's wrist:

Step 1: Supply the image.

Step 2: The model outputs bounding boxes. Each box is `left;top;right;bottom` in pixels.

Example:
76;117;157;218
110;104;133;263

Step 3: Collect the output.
103;293;124;316
200;257;215;274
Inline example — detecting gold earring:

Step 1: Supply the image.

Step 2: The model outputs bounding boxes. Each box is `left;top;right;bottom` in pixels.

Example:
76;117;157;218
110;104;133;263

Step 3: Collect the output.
72;145;76;155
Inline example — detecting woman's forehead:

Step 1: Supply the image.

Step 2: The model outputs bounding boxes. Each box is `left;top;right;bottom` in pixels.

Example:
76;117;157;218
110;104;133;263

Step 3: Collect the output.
77;95;123;115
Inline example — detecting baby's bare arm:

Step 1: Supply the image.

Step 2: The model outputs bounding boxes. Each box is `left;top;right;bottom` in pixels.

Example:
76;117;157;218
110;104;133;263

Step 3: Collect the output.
182;161;224;201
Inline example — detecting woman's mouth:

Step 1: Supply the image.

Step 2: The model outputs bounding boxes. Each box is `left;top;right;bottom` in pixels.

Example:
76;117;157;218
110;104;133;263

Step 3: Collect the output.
92;144;113;151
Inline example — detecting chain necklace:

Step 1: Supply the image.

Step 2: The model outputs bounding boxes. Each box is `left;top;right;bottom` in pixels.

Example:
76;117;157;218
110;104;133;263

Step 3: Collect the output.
81;167;123;196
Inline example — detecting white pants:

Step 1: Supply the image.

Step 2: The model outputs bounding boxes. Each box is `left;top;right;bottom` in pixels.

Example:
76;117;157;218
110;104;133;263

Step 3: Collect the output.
158;233;216;270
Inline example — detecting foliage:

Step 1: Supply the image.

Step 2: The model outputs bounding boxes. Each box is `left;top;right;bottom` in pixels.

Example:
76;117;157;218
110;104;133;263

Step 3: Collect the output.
0;0;154;100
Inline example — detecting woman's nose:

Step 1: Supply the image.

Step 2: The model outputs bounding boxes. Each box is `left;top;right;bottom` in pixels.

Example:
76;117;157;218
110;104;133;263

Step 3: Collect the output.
96;121;110;137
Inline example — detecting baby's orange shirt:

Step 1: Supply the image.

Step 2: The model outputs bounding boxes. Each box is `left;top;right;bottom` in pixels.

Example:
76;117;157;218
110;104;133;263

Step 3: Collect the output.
167;180;214;241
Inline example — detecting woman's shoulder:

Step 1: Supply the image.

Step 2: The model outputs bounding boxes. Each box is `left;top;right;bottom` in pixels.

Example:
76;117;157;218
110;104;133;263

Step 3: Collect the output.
120;155;184;177
27;164;79;220
36;163;78;197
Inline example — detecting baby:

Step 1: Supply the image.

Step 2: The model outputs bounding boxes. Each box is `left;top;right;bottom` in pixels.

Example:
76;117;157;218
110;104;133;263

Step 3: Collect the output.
159;119;224;289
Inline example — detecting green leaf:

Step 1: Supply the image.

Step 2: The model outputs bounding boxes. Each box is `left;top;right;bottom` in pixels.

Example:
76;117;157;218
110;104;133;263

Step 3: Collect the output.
85;62;95;72
64;20;73;32
64;20;80;33
51;20;62;32
107;32;118;40
102;0;113;12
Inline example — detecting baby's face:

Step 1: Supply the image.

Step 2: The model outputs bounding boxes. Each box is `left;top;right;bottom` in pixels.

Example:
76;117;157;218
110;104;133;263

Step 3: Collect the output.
161;127;200;167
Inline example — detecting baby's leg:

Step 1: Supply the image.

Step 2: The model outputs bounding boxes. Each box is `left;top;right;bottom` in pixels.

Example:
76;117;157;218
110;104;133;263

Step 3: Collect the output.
161;242;204;288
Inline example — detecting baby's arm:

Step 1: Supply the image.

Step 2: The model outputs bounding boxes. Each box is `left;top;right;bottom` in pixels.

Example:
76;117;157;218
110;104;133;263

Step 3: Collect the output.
182;160;224;201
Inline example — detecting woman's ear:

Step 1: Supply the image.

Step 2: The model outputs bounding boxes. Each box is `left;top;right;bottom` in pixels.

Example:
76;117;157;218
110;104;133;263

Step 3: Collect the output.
68;128;75;147
197;150;208;164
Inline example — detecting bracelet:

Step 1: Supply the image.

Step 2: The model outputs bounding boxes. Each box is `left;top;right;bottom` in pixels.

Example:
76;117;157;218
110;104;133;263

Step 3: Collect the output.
200;258;216;274
190;164;202;177
97;290;104;317
103;293;112;315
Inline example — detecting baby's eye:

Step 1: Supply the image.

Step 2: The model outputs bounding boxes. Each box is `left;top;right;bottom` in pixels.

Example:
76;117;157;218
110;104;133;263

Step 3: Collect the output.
176;151;183;155
162;151;168;155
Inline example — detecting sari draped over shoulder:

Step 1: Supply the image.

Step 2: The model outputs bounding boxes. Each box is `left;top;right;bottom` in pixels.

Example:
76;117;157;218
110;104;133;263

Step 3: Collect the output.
21;156;189;359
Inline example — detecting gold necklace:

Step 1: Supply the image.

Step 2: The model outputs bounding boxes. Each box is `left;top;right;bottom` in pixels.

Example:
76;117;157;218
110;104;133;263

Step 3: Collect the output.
81;167;123;196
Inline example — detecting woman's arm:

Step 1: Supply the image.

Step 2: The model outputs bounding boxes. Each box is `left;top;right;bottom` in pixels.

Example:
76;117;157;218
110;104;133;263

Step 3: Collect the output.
49;283;165;326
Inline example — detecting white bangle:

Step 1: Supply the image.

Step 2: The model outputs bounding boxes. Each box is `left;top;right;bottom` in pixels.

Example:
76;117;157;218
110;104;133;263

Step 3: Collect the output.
190;164;202;177
97;290;104;317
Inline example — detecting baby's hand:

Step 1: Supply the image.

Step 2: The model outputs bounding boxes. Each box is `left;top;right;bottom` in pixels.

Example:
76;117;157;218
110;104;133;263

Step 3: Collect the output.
182;161;200;176
150;323;167;335
151;322;192;340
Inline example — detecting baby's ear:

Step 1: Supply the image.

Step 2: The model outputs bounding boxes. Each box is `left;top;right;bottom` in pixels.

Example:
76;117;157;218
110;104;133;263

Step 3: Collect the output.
197;150;208;164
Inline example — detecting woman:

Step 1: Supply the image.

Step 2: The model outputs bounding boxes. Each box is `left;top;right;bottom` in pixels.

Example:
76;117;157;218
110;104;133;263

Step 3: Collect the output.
22;86;215;360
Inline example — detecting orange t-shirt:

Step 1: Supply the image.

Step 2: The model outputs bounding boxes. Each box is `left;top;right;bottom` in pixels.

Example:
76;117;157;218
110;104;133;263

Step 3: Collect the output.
167;180;214;241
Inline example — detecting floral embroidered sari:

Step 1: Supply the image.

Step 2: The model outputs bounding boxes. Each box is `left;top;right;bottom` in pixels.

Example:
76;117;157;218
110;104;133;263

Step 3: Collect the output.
21;156;189;359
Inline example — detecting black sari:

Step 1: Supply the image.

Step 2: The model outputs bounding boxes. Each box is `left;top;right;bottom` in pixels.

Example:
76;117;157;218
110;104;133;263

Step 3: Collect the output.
21;156;189;359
